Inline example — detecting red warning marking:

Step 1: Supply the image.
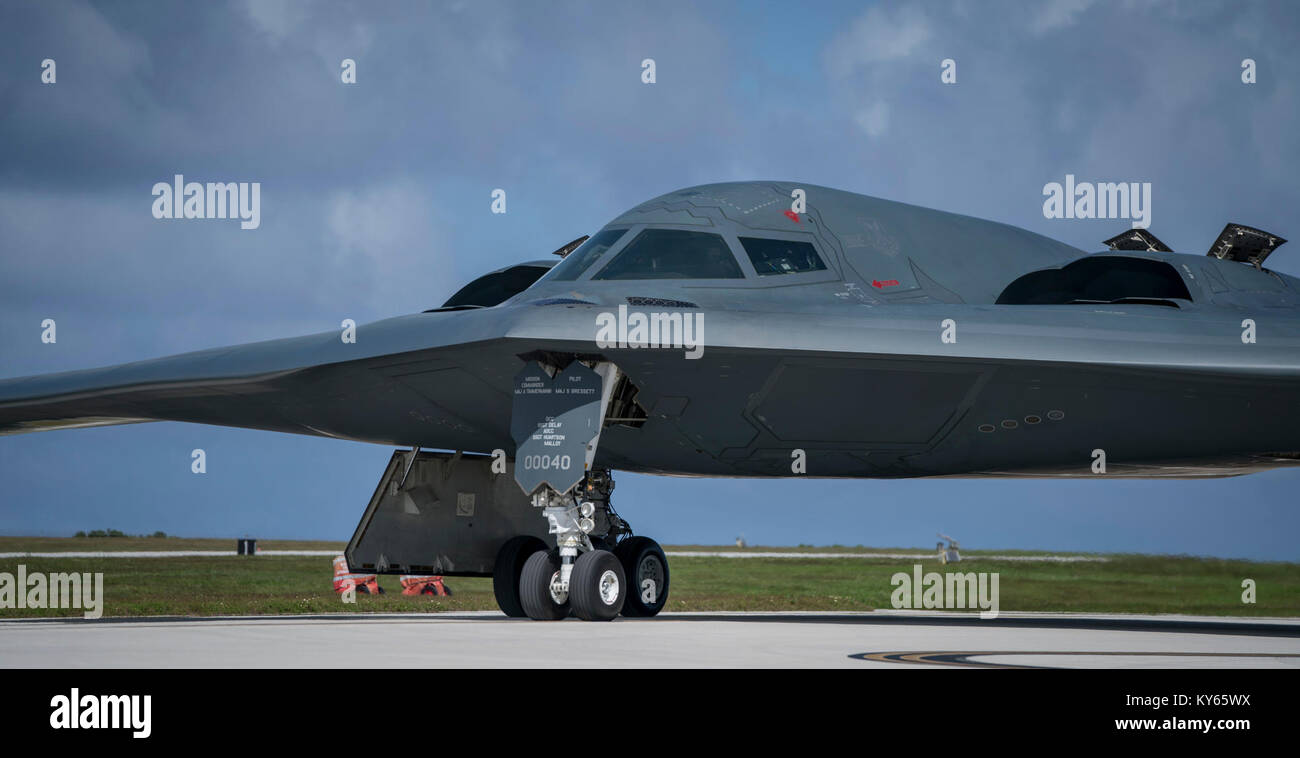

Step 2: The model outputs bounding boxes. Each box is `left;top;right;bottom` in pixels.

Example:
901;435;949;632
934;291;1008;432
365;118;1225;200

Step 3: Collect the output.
871;279;900;289
783;210;800;223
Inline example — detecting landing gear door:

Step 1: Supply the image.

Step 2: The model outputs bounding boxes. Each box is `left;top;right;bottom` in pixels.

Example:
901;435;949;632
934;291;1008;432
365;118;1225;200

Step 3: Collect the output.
510;361;605;497
345;450;548;576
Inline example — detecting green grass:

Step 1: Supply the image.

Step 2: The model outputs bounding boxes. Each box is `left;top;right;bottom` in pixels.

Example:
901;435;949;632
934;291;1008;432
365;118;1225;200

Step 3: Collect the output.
666;554;1298;616
0;538;1295;618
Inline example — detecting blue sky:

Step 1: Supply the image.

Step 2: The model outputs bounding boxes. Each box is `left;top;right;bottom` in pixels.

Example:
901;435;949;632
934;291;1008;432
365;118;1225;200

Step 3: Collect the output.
1;0;1298;559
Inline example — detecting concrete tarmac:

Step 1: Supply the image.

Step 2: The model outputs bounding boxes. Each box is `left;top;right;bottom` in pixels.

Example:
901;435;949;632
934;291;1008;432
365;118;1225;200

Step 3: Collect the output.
1;611;1297;668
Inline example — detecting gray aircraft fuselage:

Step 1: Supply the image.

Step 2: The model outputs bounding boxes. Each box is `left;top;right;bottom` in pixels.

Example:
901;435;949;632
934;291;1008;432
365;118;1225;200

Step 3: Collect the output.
3;181;1299;479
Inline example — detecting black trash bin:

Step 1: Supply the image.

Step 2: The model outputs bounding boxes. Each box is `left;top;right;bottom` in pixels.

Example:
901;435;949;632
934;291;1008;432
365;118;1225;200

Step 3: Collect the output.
236;538;257;555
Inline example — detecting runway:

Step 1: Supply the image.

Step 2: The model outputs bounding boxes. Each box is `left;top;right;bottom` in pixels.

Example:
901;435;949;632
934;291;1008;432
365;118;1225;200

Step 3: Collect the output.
1;611;1296;668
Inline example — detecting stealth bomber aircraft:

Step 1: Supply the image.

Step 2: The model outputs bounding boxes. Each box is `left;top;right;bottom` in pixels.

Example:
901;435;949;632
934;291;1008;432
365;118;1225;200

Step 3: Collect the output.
2;181;1296;620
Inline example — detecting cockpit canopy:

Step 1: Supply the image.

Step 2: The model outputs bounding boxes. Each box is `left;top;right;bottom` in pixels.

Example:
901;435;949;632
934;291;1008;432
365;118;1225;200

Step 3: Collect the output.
593;229;742;280
536;226;831;283
545;228;627;281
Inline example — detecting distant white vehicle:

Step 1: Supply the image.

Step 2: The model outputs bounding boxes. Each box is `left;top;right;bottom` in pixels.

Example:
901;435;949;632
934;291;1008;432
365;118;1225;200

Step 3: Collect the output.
937;533;961;564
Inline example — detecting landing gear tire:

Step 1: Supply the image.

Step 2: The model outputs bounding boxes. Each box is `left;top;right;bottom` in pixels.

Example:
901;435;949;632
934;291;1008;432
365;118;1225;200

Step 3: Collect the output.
614;537;670;617
493;535;547;618
569;549;626;621
519;549;569;620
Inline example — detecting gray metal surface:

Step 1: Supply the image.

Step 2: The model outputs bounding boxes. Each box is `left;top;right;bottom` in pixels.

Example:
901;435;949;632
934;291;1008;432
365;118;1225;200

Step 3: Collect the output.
346;450;548;576
510;361;602;495
1;181;1298;480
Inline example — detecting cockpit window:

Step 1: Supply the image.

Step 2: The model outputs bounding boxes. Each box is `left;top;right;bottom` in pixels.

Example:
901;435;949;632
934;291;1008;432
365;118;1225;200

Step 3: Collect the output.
738;237;827;276
996;256;1192;305
593;229;744;280
545;228;629;281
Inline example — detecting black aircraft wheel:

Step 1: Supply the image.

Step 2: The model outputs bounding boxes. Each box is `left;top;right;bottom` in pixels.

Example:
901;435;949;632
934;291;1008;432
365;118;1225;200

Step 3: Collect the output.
569;549;626;621
519;549;570;620
493;535;547;617
614;537;670;617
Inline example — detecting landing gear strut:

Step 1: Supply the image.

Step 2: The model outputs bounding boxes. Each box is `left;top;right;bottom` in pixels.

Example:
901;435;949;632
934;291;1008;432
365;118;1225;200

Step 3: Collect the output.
496;359;671;620
522;468;629;621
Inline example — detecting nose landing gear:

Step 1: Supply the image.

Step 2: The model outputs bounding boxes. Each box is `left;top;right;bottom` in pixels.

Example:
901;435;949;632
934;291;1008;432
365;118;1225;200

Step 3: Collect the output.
491;469;671;621
499;359;670;620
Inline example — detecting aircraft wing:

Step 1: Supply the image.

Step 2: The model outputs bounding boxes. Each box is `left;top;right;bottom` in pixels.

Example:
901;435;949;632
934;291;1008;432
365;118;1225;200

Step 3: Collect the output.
0;310;538;451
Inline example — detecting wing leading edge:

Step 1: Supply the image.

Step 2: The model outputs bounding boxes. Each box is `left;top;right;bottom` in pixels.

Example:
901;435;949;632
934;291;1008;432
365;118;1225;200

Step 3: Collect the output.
0;311;527;451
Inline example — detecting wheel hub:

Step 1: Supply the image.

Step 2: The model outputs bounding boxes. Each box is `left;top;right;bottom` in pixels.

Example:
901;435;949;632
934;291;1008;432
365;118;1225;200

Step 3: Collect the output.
637;555;663;604
548;571;569;605
597;569;620;606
